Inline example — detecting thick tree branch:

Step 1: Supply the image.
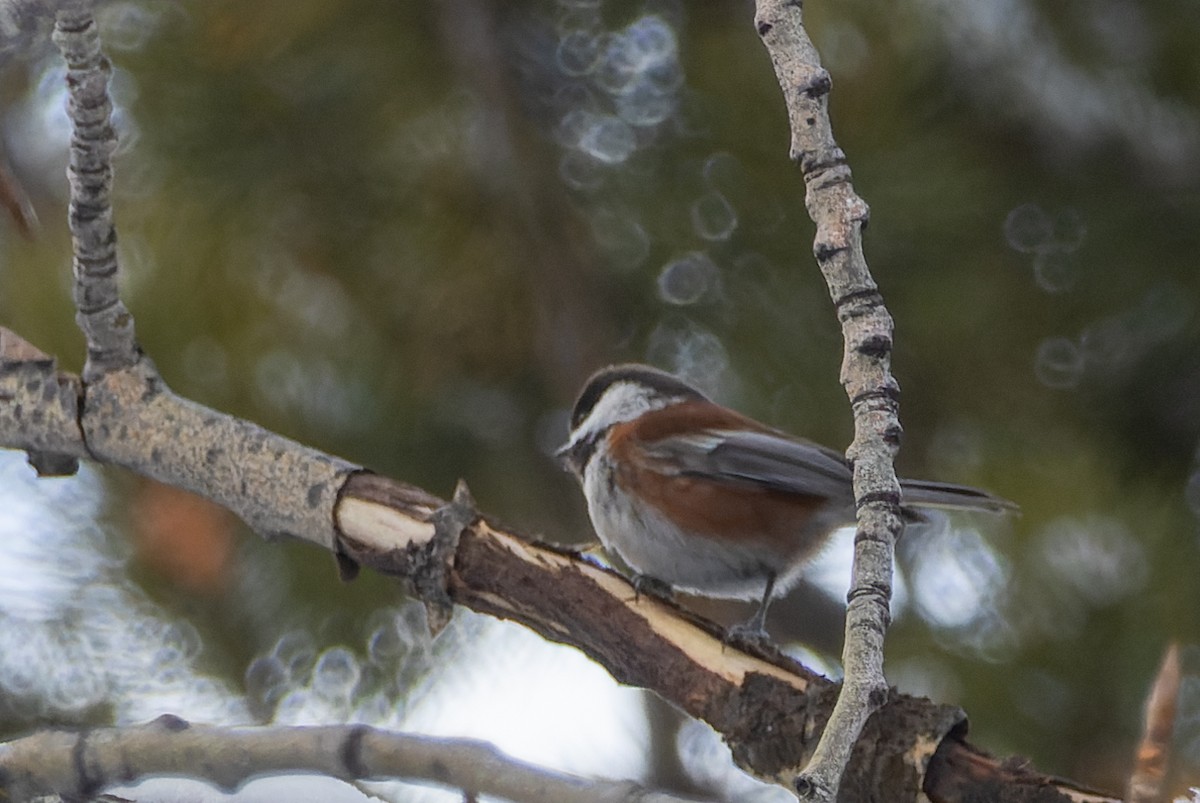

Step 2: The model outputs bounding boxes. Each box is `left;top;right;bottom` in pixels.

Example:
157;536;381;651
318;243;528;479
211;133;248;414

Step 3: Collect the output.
0;327;354;545
754;2;901;799
0;716;705;802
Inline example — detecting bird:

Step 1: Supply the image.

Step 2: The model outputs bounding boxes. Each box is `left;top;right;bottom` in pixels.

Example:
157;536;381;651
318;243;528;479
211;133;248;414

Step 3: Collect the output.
558;363;1015;638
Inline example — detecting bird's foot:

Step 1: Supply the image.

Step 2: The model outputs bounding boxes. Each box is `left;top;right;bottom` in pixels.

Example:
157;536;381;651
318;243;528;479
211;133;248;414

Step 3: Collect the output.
723;618;777;654
631;573;675;602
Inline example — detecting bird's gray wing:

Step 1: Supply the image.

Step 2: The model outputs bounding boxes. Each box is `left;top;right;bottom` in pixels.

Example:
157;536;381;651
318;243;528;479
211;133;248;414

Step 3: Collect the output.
640;429;854;500
641;430;1015;514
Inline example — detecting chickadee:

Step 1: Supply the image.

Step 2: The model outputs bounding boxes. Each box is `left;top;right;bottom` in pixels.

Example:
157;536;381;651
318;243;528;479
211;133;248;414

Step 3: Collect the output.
558;363;1014;637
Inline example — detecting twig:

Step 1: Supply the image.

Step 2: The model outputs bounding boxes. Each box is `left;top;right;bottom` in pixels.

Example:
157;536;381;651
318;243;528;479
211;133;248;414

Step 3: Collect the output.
753;1;902;799
52;0;139;380
0;716;708;803
0;147;39;238
1126;642;1181;803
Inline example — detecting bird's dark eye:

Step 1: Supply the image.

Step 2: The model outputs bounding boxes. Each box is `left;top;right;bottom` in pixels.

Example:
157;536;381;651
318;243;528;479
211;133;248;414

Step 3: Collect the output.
557;433;599;475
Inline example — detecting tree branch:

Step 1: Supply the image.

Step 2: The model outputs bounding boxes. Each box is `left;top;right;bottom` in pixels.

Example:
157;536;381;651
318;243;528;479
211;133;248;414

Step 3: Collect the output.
754;2;901;799
52;0;138;380
1126;643;1181;803
0;716;706;803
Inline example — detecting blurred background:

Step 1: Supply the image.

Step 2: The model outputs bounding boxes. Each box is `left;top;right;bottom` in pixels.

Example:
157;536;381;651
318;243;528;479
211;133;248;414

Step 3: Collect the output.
1;0;1199;800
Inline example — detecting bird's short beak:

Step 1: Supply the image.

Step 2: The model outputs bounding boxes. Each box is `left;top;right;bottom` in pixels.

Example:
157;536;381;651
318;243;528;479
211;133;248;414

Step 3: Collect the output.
555;442;573;472
557;439;586;476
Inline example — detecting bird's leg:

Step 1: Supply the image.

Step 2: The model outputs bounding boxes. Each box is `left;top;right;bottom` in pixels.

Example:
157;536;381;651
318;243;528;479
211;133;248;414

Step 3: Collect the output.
726;573;777;642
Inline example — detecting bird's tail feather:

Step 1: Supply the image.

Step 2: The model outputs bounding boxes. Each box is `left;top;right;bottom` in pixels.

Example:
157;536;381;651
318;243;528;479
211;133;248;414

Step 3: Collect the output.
899;479;1017;515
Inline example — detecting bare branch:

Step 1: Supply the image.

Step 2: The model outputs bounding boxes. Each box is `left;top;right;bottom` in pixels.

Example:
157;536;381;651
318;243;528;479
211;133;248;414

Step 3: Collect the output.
0;716;708;803
0;146;39;238
754;1;901;799
1127;642;1181;803
925;736;1122;803
52;0;138;380
0;326;355;545
0;328;84;475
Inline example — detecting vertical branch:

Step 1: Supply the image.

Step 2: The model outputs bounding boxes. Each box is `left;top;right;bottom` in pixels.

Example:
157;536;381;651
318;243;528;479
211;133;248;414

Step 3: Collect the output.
52;0;139;381
753;1;902;800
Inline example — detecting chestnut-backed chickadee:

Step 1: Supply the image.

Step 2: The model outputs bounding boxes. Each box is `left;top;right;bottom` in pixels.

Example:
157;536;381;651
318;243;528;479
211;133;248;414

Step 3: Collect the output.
558;364;1014;636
